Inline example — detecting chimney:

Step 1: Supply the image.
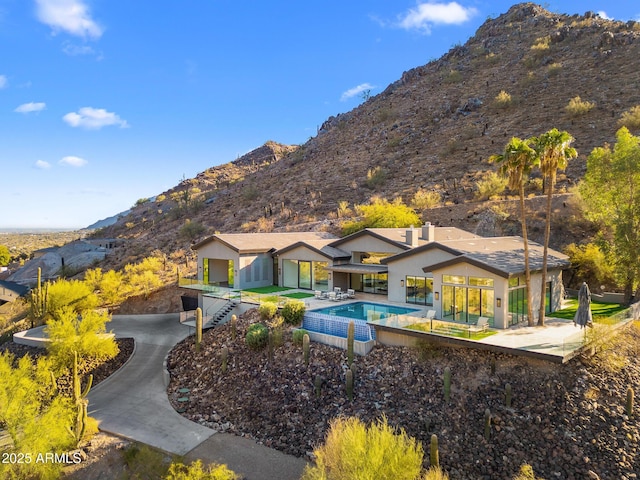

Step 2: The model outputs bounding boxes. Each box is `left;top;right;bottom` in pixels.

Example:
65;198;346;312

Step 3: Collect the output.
406;226;419;247
421;222;435;242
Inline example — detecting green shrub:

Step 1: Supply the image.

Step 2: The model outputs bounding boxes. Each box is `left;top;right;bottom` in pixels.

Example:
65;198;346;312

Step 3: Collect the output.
547;62;562;75
443;69;462;83
180;219;206;240
565;96;595;117
301;416;424;480
292;328;309;345
258;302;278;320
513;463;543;480
365;166;387;189
411;190;441;210
618;105;640;130
494;90;512;108
281;300;306;326
475;171;507;200
122;443;170;479
165;459;239;480
245;323;268;350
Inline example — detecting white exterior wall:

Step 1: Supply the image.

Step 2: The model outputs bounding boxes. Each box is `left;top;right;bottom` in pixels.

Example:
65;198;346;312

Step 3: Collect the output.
386;249;458;304
196;241;238;285
238;253;272;289
335;236;406;262
278;246;331;289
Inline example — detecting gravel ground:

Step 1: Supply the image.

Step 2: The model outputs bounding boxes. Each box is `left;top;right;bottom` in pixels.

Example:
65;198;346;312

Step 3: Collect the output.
167;308;640;480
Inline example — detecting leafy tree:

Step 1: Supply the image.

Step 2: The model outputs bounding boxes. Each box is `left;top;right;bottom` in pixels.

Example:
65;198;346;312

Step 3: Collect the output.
46;278;99;316
532;128;577;325
165;459;239;480
124;257;163;299
0;244;10;266
342;197;421;235
579;127;640;302
490;137;538;326
45;307;119;371
564;243;615;290
0;352;75;480
302;416;425;480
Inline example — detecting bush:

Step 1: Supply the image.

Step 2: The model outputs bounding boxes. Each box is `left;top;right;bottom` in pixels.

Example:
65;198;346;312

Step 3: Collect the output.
513;464;543;480
259;302;278;320
281;300;306;326
475;171;507;200
292;328;309;345
180;219;206;240
301;416;424;480
46;278;99;316
165;459;239;480
494;90;512;108
565;96;595;117
245;323;268;350
365;166;387;189
618;105;640;130
410;189;441;210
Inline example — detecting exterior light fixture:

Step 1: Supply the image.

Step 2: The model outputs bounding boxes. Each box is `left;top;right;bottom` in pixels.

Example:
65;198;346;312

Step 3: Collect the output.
435;292;440;301
497;298;502;308
400;279;404;287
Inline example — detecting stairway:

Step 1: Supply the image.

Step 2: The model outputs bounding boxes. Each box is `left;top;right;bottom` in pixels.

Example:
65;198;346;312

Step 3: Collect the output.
205;300;237;329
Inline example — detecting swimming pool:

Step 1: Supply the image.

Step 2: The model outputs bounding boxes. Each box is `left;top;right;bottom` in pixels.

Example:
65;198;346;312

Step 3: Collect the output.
311;301;420;321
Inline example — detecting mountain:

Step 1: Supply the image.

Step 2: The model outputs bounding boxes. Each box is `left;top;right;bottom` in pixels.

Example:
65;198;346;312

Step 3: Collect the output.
86;209;131;230
93;3;640;271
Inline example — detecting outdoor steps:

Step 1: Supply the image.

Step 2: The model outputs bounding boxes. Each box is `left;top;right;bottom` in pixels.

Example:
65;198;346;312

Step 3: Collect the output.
206;301;237;329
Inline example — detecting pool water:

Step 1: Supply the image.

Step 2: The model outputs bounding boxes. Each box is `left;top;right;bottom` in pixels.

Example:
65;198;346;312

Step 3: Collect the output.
311;301;420;321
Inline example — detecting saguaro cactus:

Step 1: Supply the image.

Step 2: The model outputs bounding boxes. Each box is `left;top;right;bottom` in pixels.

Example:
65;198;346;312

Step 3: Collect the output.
195;307;203;352
484;408;492;440
303;334;310;366
221;346;229;373
70;351;92;446
505;383;512;408
29;266;48;327
230;314;237;341
314;375;324;398
346;369;354;401
430;434;439;467
443;366;451;402
347;321;355;367
626;387;634;417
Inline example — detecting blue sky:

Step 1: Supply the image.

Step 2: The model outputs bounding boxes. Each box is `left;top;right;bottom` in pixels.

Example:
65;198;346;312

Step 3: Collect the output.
1;1;639;229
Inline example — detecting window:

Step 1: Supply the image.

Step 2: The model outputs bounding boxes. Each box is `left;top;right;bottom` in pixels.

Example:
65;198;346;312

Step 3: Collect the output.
441;275;495;324
203;258;209;284
469;277;494;287
443;275;465;284
406;276;433;305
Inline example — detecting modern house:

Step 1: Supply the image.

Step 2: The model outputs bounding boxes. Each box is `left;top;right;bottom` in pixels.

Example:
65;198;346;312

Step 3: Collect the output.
188;224;570;329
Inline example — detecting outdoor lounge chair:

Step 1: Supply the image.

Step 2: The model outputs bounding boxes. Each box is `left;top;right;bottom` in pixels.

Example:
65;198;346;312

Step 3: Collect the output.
424;309;436;320
314;290;324;299
346;288;355;298
468;316;489;333
328;291;338;301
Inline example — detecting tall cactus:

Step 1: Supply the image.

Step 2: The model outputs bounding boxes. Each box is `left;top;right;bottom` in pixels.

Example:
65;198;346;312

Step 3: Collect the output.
430;434;439;467
303;334;310;366
230;315;237;341
195;307;203;352
70;351;92;446
626;387;634;417
346;369;354;401
315;375;324;398
29;267;48;328
221;346;229;373
347;321;355;367
443;366;451;403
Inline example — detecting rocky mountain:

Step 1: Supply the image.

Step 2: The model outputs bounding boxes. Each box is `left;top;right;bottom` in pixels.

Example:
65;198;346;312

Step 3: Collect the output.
93;3;640;272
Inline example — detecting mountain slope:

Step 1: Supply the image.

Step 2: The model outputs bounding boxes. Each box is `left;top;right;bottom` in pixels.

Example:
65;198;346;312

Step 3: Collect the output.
95;3;640;270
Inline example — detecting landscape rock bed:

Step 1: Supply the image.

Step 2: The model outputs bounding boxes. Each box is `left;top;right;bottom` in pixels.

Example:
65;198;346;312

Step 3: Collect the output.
167;309;640;480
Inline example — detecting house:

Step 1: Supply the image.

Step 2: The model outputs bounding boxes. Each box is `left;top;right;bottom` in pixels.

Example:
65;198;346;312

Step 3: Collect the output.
188;223;570;329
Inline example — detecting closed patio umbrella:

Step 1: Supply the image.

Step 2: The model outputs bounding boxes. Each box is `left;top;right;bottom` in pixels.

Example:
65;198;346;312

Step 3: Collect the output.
574;282;593;329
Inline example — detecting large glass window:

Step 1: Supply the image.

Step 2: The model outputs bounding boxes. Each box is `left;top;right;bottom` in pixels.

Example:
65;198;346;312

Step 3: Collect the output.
406;276;433;305
282;259;328;290
228;260;234;287
508;277;527;325
358;273;387;294
443;275;465;284
299;261;312;290
203;258;209;284
442;274;495;324
313;262;329;291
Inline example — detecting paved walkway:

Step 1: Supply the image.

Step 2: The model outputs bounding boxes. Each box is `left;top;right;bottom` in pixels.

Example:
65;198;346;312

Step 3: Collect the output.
87;314;307;480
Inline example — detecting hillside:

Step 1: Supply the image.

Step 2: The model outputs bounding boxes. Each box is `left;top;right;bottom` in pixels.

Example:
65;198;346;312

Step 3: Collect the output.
93;3;640;272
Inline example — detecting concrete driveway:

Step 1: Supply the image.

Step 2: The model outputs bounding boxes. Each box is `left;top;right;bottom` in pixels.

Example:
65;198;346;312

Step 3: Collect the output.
88;313;307;480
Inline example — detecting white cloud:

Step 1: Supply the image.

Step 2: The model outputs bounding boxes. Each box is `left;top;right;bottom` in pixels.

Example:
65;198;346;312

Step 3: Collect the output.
597;11;612;20
34;160;51;169
0;75;7;89
59;155;87;167
35;0;103;39
398;2;477;33
341;83;375;101
15;102;46;113
62;42;95;56
63;107;129;129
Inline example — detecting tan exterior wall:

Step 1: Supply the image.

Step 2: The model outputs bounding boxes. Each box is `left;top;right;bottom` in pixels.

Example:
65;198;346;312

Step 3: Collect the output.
334;236;406;260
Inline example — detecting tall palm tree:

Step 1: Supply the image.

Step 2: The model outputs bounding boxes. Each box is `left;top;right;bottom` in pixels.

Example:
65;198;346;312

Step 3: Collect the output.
533;128;577;326
489;137;538;326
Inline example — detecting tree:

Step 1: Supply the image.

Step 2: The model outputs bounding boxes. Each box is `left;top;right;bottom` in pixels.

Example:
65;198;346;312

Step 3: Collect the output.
532;128;577;325
46;278;99;316
579;127;640;303
0;244;10;266
489;137;538;326
342;197;421;235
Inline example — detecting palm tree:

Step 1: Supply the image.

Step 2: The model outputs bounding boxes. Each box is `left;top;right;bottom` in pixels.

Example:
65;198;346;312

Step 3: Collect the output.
532;129;577;326
489;137;538;326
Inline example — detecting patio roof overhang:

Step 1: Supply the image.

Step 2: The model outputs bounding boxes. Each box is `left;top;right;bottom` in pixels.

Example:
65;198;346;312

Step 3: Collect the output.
325;264;388;275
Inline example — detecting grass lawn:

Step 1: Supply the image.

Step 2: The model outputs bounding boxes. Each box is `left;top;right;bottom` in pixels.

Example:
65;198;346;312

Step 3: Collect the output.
243;286;292;294
552;299;627;320
404;322;497;340
281;292;315;299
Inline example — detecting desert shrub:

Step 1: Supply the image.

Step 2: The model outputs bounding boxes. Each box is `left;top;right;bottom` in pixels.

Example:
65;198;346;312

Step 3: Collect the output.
565;96;595;117
259;301;278;320
547;62;562;75
475;171;507;200
122;443;170;479
180;219;205;240
494;90;512;108
410;189;441;210
242;185;259;201
125;221;135;229
618;105;640;130
365;166;387;189
245;323;268;350
336;200;351;218
423;467;450;480
443;69;462;83
45;307;119;371
342;197;421;235
301;416;424;480
281;300;306;326
156;194;166;202
165;459;239;480
46;278;99;316
134;197;150;206
513;464;543;480
292;328;309;345
531;35;550;54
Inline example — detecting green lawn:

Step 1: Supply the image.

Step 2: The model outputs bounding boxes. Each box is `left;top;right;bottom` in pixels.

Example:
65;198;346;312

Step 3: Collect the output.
242;286;292;294
281;292;315;299
552;299;627;320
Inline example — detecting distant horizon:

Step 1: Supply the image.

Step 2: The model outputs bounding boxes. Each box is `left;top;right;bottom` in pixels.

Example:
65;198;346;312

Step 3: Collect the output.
0;227;85;233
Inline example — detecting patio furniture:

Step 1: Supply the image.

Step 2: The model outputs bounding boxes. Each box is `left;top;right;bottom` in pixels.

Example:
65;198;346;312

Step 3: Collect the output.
328;291;338;301
468;316;489;334
314;290;325;299
424;309;436;320
334;287;342;294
